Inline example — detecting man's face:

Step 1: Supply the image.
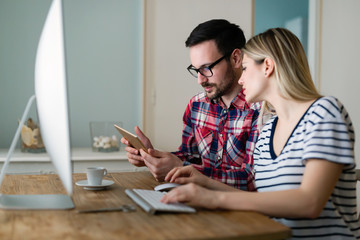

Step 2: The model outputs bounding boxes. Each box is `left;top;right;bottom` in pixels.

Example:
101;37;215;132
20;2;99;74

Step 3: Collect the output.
189;40;237;100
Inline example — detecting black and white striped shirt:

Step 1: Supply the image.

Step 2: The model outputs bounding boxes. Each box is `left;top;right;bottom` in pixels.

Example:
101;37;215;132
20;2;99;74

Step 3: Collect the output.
254;96;360;239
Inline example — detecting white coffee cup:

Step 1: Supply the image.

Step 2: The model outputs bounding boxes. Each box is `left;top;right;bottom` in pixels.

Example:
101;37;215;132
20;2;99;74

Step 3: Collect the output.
86;167;108;185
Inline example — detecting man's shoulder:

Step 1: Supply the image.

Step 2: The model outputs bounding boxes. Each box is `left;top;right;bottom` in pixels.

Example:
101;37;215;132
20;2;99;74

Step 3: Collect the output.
250;101;262;111
232;90;261;111
189;92;208;103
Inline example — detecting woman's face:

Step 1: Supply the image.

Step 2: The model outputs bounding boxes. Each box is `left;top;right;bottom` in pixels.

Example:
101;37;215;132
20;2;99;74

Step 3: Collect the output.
238;54;267;103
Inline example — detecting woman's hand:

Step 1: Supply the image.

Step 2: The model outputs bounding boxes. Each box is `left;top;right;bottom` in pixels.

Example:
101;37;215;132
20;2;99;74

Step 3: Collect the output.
161;183;220;209
165;165;211;188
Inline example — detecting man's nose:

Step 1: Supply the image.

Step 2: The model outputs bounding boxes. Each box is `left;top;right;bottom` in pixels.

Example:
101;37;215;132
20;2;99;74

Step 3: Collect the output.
197;73;208;85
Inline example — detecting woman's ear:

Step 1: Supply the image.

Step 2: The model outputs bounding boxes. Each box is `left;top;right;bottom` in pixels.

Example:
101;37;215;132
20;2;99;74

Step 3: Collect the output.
231;49;242;68
264;58;274;77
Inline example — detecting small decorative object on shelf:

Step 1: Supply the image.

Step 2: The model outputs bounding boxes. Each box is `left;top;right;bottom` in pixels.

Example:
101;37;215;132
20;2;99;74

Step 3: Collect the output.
90;121;121;152
20;118;46;153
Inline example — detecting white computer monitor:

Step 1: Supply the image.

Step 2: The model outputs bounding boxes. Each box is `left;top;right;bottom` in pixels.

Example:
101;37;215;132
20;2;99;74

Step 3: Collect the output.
0;0;74;209
35;0;72;195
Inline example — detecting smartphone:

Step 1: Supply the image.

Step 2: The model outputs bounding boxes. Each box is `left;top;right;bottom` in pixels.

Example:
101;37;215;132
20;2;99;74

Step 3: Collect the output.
114;125;148;153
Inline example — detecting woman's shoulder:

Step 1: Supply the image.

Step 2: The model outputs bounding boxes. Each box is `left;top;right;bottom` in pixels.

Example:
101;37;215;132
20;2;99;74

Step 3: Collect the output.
312;96;340;108
309;96;347;120
305;96;353;134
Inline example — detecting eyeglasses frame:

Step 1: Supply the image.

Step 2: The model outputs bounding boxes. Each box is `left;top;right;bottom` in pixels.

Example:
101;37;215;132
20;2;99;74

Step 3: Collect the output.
187;53;230;78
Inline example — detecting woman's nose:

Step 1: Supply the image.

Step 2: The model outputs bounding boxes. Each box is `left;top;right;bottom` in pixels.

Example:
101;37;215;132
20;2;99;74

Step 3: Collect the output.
238;76;244;85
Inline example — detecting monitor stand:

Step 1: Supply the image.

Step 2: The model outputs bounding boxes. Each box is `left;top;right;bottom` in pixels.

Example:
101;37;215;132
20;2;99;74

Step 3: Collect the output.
0;95;74;210
0;194;74;210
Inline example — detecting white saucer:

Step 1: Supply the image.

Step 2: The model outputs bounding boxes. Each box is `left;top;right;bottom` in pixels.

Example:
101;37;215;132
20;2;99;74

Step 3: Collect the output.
75;180;114;190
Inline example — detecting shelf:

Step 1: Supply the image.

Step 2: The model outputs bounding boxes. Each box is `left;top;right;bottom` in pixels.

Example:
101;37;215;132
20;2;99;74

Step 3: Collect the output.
0;148;141;174
0;148;128;162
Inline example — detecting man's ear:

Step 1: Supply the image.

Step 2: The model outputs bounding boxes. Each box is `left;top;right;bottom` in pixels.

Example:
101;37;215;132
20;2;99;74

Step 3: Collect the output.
231;49;242;68
264;58;274;77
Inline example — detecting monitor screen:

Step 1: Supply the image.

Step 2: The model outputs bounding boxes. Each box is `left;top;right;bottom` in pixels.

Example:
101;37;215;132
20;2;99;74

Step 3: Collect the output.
35;0;72;195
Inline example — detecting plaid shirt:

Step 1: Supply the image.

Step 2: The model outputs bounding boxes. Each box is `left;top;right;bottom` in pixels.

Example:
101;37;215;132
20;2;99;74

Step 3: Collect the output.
173;90;260;191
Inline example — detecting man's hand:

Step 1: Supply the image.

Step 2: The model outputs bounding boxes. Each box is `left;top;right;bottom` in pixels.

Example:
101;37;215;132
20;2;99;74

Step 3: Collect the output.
140;149;183;182
121;126;153;167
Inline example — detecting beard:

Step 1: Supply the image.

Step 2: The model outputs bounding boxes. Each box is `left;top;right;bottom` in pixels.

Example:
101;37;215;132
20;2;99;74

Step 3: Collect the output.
202;65;237;100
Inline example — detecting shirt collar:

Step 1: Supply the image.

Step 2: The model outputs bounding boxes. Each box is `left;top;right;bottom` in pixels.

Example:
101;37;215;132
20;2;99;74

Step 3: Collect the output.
210;89;250;110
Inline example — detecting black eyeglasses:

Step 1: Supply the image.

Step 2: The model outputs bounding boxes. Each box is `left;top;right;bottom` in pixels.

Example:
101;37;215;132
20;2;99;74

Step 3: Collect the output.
187;55;227;78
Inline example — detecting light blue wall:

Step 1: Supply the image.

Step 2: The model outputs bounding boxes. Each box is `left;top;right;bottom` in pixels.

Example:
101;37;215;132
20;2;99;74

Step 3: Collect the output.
255;0;309;54
0;0;142;148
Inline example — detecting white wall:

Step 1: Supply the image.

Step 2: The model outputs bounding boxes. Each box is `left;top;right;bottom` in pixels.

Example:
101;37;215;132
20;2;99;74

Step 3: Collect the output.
143;0;360;165
144;0;253;151
320;0;360;165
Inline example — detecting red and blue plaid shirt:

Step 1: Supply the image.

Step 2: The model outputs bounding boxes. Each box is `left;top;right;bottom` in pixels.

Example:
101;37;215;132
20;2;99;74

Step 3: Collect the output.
173;90;260;191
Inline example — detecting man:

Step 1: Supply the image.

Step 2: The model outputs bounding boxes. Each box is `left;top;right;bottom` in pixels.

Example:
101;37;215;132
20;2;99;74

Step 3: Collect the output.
121;19;260;191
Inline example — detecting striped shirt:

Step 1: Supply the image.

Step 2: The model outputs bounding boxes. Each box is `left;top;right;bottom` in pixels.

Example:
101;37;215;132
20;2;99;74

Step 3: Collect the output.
254;96;360;239
173;89;260;191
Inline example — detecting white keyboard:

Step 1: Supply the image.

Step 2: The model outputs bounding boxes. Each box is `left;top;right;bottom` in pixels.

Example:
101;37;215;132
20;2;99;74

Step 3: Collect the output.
125;189;196;214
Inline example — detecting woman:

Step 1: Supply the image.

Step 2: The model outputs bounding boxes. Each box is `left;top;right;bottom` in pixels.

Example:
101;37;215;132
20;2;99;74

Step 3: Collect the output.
161;28;360;239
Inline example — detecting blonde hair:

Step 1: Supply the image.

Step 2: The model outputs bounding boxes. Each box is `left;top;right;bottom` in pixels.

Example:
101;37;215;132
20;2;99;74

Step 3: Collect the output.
242;28;321;111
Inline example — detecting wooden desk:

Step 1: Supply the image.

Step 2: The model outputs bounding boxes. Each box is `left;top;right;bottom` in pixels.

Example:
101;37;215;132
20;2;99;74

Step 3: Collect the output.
0;172;291;240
